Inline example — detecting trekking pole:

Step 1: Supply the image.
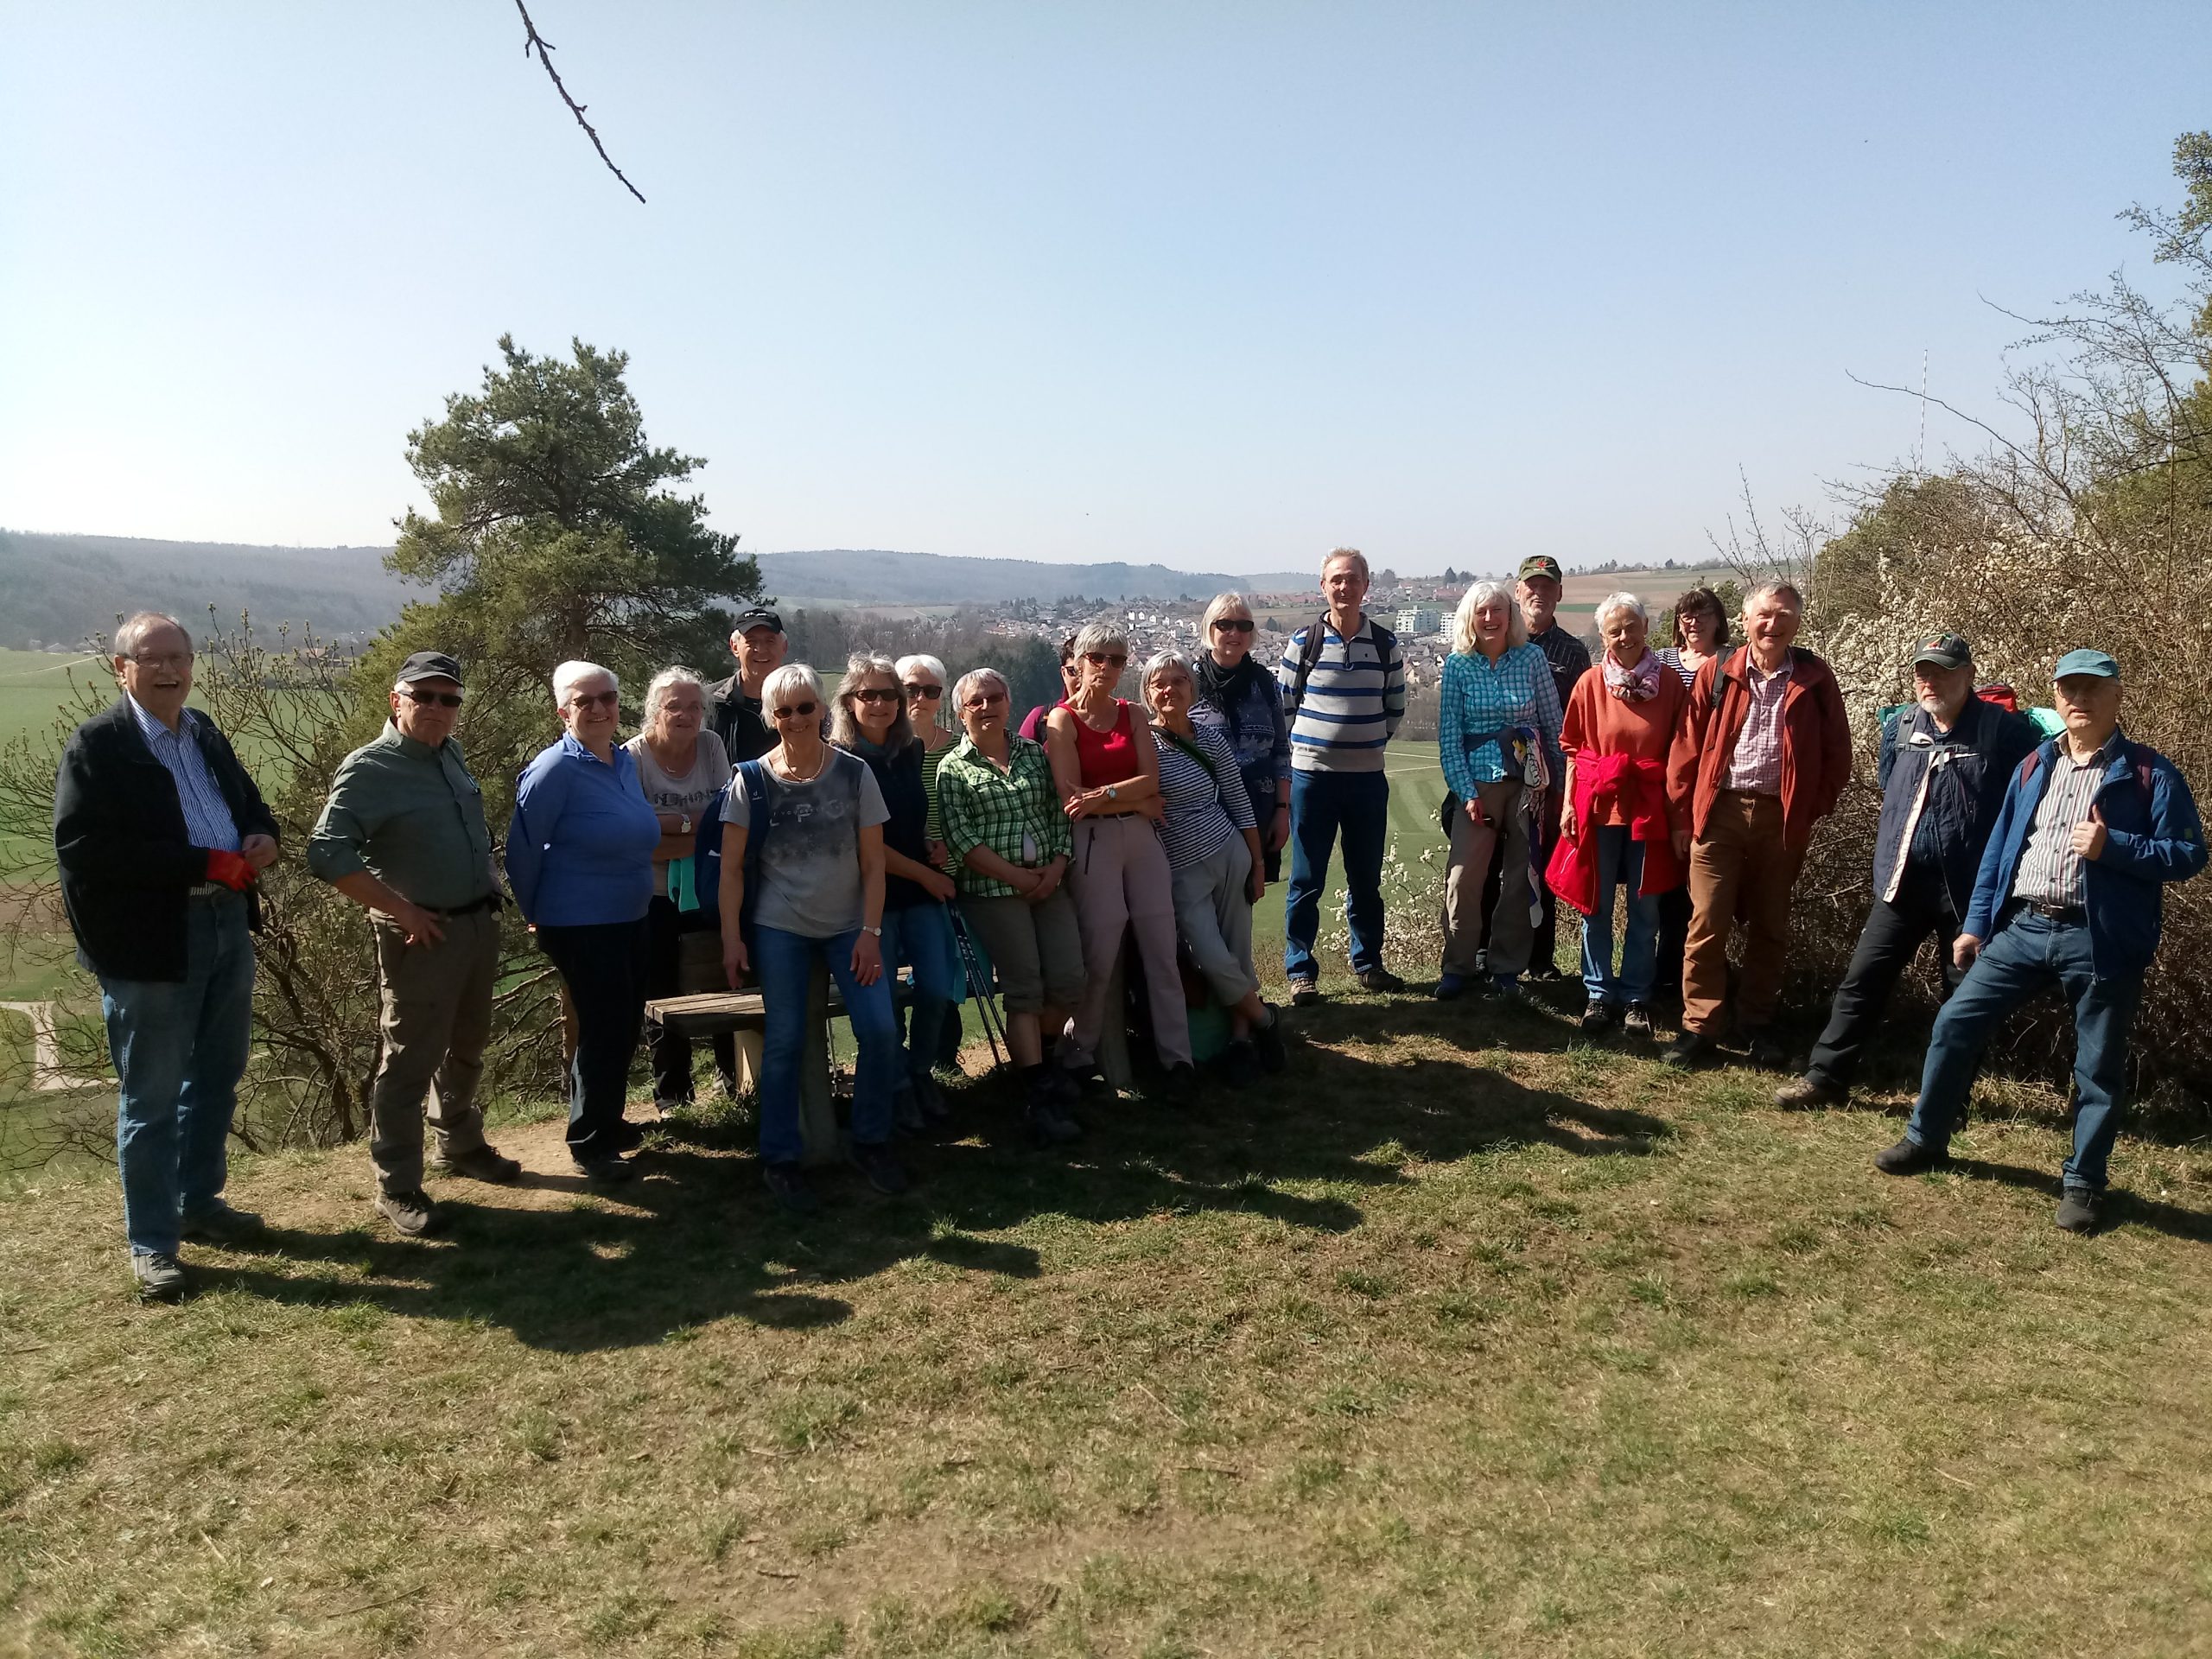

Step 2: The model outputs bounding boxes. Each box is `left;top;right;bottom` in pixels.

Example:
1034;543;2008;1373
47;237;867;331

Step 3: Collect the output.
948;906;1009;1071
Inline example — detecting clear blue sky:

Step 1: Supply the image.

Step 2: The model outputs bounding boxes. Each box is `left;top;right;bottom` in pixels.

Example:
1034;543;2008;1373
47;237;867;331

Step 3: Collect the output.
2;2;2202;575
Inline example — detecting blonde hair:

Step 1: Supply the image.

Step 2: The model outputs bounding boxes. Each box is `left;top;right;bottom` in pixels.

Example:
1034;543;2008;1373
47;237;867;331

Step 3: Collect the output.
1449;581;1527;657
831;652;913;750
1200;592;1253;638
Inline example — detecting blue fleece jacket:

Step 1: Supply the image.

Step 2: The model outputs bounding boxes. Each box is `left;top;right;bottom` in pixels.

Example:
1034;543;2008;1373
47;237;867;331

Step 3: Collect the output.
505;734;663;927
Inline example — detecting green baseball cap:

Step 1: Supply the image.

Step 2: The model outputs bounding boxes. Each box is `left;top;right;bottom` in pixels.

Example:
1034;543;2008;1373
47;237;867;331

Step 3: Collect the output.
2052;648;2120;681
1517;556;1563;583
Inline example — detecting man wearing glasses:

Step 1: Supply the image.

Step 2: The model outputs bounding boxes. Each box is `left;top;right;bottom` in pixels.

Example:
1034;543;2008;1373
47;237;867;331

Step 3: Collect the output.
308;651;522;1239
54;612;282;1300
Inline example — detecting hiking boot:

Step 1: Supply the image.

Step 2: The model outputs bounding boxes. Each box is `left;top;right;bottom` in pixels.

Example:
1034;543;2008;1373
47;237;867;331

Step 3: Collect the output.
434;1144;522;1184
1156;1061;1200;1105
1526;962;1567;984
1357;967;1407;995
179;1200;265;1244
1662;1031;1716;1070
1289;977;1321;1007
606;1119;647;1154
1433;973;1465;1002
1219;1039;1258;1090
910;1071;952;1126
1580;997;1614;1033
1874;1137;1949;1176
374;1188;442;1238
852;1141;911;1197
1622;1002;1654;1038
1027;1100;1084;1147
1773;1074;1845;1111
572;1154;636;1185
1744;1030;1790;1071
762;1160;821;1216
1481;975;1520;1004
131;1251;188;1301
2055;1188;2104;1234
1251;1005;1287;1073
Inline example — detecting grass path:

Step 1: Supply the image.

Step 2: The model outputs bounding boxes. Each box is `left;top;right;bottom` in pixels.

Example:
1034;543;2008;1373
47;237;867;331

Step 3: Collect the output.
5;990;2212;1656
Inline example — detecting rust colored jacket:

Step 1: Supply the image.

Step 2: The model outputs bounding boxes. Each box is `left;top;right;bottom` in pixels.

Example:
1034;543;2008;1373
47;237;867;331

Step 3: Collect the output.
1667;645;1852;853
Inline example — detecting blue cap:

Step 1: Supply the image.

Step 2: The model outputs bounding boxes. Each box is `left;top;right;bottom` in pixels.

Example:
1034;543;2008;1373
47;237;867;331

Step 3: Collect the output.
2052;648;2120;681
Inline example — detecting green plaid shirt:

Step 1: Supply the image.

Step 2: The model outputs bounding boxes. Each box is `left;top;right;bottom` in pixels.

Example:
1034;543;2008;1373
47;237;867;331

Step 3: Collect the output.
938;733;1071;898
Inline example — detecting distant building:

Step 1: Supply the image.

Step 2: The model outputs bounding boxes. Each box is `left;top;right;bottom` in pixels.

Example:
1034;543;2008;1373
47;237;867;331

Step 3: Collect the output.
1394;606;1443;639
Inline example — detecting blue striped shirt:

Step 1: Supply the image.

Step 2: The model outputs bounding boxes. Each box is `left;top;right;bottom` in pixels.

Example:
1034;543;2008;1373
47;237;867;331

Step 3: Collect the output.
1152;722;1255;868
1437;645;1564;800
1277;616;1407;774
128;696;240;852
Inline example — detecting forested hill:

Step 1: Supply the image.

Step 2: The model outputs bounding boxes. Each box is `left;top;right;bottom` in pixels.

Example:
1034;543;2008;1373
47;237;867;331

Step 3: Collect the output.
755;549;1310;605
0;531;412;650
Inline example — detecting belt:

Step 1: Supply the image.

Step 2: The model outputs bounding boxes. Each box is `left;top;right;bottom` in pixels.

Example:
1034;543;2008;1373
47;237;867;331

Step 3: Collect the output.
436;893;504;918
187;882;241;901
2012;896;2086;925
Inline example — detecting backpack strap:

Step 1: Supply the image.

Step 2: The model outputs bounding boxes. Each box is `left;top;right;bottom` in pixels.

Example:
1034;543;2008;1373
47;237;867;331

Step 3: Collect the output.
1289;613;1332;711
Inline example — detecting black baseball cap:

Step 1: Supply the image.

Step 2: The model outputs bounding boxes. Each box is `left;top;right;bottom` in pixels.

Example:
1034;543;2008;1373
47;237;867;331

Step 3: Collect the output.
1911;632;1972;671
732;607;784;635
1517;556;1563;583
395;650;464;686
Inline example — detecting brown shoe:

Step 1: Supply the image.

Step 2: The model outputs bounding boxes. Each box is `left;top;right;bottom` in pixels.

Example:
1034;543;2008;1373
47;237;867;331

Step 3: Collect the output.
375;1189;443;1238
432;1144;522;1184
1772;1074;1845;1110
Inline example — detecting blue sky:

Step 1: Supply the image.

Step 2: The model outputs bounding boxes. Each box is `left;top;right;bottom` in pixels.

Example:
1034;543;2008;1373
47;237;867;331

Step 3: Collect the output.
1;2;2202;574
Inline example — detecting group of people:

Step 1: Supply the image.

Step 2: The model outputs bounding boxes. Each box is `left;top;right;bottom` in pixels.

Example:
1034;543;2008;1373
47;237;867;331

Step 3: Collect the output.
51;555;2204;1299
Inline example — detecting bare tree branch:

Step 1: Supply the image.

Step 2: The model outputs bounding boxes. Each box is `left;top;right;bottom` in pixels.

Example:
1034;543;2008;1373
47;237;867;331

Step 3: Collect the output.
514;0;647;205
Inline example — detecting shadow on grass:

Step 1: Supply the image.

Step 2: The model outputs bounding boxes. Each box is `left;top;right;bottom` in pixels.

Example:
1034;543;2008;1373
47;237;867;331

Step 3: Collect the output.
1940;1154;2212;1244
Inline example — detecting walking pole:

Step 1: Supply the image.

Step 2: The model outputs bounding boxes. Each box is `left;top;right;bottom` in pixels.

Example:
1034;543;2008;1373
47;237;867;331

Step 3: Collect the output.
948;906;1009;1071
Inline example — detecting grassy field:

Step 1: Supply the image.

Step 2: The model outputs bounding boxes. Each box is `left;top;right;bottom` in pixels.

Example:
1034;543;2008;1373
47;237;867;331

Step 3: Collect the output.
4;981;2210;1656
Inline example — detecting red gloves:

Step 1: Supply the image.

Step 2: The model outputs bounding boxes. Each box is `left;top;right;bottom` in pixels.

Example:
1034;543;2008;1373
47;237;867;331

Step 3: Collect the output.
205;849;257;892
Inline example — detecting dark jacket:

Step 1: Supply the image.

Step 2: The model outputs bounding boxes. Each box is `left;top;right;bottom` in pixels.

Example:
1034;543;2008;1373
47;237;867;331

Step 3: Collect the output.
844;739;931;911
53;699;281;982
1965;732;2206;978
1872;696;2039;914
1668;646;1853;853
709;674;774;763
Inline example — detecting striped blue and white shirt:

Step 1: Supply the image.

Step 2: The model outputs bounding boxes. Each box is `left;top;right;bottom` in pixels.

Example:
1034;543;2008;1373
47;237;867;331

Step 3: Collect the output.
1152;722;1255;868
1277;615;1407;775
127;695;241;853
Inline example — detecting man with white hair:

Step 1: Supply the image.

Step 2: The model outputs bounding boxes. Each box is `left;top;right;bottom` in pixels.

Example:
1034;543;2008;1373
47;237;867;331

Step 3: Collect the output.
54;611;282;1300
309;650;522;1238
710;606;787;763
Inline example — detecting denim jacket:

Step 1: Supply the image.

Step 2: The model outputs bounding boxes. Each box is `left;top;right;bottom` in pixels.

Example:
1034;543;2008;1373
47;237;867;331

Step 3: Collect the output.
1872;696;2037;915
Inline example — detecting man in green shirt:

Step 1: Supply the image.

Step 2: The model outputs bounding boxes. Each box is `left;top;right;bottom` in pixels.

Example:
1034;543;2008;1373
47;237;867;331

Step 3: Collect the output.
308;652;520;1236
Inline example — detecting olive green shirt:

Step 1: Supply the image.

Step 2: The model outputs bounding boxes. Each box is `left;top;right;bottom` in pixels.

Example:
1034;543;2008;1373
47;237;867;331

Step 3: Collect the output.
307;722;499;910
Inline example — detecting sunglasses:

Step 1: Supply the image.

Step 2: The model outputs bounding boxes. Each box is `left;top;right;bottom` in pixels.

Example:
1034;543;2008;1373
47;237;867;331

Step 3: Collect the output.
853;688;900;705
964;690;1007;709
404;689;465;709
568;690;620;710
903;683;944;698
772;701;820;721
1211;619;1255;634
1084;652;1128;668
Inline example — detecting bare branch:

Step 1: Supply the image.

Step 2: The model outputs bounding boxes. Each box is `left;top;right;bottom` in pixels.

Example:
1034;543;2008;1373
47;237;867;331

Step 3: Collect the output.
513;0;647;205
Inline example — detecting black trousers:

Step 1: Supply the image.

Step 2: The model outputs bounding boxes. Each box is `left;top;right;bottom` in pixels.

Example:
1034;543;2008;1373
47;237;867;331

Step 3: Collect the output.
1805;862;1963;1089
644;895;737;1103
537;918;650;1159
1654;886;1692;995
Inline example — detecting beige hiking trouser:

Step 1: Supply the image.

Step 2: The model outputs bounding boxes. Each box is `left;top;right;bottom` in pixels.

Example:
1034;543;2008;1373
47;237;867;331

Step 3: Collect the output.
369;907;498;1193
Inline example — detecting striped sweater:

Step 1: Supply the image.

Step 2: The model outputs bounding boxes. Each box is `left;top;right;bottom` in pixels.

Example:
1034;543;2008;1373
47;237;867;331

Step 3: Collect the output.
1276;615;1407;774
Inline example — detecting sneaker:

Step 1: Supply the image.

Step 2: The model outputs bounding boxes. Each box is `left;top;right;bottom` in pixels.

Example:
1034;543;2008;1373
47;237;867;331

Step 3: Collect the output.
1156;1060;1199;1105
1873;1137;1950;1176
433;1145;522;1184
852;1141;911;1197
1250;1005;1287;1073
1482;975;1520;1004
179;1200;265;1244
1526;963;1567;984
1289;977;1321;1008
1433;973;1465;1002
131;1251;188;1301
1744;1031;1789;1071
572;1154;636;1185
1661;1031;1716;1070
762;1160;821;1216
1772;1074;1844;1111
2055;1188;2104;1234
374;1188;442;1238
651;1095;689;1120
1580;997;1614;1033
1622;1003;1654;1038
1027;1100;1084;1147
1357;967;1407;995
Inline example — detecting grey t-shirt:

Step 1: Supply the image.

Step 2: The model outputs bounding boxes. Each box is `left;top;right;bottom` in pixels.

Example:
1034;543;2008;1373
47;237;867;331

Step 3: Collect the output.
625;730;734;898
719;749;889;938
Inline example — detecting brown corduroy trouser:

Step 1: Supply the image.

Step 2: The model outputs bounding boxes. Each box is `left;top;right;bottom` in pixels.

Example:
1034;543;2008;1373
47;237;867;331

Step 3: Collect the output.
1681;791;1805;1038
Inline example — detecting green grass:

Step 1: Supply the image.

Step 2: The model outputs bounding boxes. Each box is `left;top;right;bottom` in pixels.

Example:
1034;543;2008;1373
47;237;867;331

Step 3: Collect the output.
4;995;2210;1656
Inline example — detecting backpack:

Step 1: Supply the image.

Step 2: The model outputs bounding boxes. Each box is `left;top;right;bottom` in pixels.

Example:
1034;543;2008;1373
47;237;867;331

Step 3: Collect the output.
1288;613;1397;711
691;759;772;949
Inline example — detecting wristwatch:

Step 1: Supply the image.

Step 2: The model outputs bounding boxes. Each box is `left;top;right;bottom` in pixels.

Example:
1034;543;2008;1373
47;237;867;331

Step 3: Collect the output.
1105;785;1119;802
861;925;883;938
679;814;692;834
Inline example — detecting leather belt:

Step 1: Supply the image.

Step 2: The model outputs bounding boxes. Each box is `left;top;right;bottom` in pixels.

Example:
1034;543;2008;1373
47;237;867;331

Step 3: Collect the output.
437;893;504;918
2013;897;2085;925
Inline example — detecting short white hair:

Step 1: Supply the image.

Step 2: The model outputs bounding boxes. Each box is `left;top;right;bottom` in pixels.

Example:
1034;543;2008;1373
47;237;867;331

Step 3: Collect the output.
551;659;617;705
952;666;1007;710
1593;593;1648;632
894;652;947;689
760;663;825;728
642;665;709;726
1322;547;1369;582
1140;649;1194;711
113;612;191;661
1744;579;1803;613
1450;580;1527;657
1071;620;1130;663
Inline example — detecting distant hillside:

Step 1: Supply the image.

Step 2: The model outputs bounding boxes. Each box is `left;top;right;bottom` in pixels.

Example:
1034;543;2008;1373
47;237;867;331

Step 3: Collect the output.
755;550;1313;605
0;531;414;650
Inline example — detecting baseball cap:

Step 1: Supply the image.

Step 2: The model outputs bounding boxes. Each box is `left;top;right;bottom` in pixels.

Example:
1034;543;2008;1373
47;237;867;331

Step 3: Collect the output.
2052;648;2120;681
1911;632;1972;671
395;650;464;686
1516;556;1563;583
732;607;784;636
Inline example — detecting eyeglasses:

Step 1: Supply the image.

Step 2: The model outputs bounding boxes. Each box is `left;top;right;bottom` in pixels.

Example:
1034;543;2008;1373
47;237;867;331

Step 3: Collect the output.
853;688;900;705
1211;619;1255;634
963;691;1007;710
404;689;465;709
903;683;944;698
772;701;820;721
1084;652;1128;668
126;652;193;671
568;690;620;710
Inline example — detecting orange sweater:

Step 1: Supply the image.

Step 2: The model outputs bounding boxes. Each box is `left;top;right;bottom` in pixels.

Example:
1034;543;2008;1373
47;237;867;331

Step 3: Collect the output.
1560;661;1688;830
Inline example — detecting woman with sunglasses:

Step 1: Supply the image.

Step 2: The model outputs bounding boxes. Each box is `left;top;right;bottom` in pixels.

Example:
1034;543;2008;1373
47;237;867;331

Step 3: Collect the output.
1192;593;1292;881
937;667;1085;1145
715;663;907;1212
832;652;960;1131
1043;622;1196;1100
506;660;664;1183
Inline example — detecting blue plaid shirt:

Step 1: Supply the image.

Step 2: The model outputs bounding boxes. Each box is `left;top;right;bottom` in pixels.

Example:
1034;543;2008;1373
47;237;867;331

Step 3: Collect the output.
128;696;240;852
1437;644;1564;800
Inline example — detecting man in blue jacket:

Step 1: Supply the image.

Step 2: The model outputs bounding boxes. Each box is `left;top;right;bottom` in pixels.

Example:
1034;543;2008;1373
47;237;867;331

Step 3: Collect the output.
1875;650;2206;1231
1776;632;2036;1108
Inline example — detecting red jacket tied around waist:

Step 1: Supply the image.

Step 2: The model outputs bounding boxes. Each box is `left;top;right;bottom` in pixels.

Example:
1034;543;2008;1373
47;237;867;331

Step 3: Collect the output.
1545;661;1688;916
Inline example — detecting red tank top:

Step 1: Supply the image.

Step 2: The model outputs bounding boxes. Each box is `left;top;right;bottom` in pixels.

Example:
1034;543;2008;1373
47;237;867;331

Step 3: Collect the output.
1058;697;1138;789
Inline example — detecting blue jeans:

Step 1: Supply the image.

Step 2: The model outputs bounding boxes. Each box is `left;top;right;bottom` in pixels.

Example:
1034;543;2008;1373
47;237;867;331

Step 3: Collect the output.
1579;826;1660;1007
99;891;256;1256
1904;907;2142;1192
882;903;961;1085
1284;768;1389;981
753;924;899;1166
